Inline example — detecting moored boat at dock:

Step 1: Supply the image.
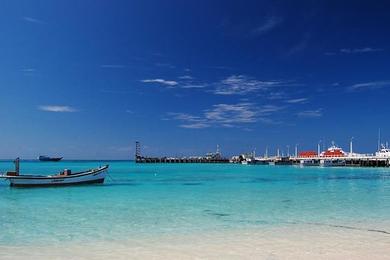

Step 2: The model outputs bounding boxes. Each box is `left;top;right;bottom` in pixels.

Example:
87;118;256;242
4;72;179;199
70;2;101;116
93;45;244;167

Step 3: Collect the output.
375;144;390;158
300;159;320;166
320;142;346;157
320;159;346;167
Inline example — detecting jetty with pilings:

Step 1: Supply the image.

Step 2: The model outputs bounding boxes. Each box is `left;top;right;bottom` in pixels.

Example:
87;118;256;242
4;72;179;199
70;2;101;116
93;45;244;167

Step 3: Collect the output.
135;142;230;163
134;137;390;167
235;139;390;168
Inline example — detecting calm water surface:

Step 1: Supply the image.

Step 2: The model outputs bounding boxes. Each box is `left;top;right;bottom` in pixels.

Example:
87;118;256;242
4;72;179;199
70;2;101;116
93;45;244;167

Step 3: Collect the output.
0;161;389;246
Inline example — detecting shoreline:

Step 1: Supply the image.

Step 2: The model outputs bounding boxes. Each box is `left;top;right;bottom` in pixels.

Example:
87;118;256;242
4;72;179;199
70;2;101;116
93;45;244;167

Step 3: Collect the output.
1;224;389;260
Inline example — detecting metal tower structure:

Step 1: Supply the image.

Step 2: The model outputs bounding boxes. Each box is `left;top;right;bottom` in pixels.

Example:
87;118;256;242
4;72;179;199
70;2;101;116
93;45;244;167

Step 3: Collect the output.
135;141;141;160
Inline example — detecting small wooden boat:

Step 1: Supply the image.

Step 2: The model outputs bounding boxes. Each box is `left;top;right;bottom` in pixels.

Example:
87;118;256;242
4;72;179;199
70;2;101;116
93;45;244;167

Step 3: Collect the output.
0;159;109;187
38;155;63;162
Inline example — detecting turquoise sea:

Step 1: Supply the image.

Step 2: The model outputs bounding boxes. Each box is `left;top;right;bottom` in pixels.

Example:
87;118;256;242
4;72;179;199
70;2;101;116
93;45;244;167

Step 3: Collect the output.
0;161;389;246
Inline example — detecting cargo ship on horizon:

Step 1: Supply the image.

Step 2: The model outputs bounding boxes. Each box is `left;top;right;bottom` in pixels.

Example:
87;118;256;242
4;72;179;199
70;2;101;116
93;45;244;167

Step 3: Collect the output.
38;155;63;162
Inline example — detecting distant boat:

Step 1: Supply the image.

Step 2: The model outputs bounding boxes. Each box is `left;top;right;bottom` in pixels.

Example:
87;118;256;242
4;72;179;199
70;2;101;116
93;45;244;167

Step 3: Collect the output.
38;155;63;162
300;159;320;166
320;159;346;167
320;142;346;157
275;156;293;165
0;160;109;187
375;144;390;158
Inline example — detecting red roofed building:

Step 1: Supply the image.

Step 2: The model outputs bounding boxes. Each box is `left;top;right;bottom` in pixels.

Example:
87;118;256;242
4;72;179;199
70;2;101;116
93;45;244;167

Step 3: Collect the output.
298;151;317;157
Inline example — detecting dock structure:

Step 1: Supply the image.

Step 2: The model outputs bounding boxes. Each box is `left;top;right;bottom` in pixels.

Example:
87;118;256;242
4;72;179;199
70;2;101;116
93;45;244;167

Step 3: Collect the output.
135;142;230;163
135;139;390;167
291;155;390;167
235;139;390;167
237;155;390;167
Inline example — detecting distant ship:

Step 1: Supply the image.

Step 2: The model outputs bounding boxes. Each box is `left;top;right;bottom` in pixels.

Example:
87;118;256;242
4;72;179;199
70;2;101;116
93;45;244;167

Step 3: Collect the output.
320;142;346;157
375;144;390;158
38;155;63;162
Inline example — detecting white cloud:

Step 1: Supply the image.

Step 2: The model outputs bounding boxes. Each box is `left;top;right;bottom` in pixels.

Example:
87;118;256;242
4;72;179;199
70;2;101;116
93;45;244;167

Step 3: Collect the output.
340;47;383;54
267;91;288;100
178;75;194;80
167;103;283;129
141;78;178;86
168;113;202;122
286;98;308;104
23;16;44;24
325;47;383;56
258;105;284;114
297;109;322;118
214;75;285;95
180;123;210;129
253;16;283;35
349;81;390;91
38;105;77;112
205;103;258;124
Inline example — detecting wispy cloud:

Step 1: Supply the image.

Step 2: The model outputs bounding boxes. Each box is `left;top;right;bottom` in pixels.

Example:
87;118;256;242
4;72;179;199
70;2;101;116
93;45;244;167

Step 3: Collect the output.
252;16;283;36
326;47;384;56
21;68;36;72
180;123;210;129
141;78;178;86
286;98;308;104
23;16;45;24
20;68;37;76
141;74;300;95
167;112;210;129
286;33;310;56
100;64;125;69
340;47;383;54
297;109;322;118
178;75;194;80
205;103;258;124
38;105;77;112
167;103;284;129
214;75;290;95
142;76;208;89
349;80;390;91
267;91;288;100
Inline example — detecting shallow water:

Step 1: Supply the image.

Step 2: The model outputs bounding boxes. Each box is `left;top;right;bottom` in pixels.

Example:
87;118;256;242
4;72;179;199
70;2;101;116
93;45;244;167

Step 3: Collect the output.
0;161;389;246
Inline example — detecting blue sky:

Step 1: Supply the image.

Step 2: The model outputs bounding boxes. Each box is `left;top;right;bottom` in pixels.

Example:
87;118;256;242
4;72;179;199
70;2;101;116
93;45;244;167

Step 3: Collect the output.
1;0;390;159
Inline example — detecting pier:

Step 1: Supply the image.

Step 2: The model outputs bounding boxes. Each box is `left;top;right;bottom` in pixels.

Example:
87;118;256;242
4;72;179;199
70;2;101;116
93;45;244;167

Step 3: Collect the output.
235;155;390;167
232;140;390;167
135;142;230;163
135;140;390;167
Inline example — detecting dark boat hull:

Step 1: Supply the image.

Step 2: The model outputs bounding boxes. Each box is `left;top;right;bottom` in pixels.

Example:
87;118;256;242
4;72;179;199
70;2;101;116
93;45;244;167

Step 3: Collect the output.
39;157;63;162
10;178;104;187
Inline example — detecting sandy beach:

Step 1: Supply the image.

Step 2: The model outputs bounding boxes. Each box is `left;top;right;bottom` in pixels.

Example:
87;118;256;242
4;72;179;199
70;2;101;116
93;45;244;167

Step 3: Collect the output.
1;224;389;260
